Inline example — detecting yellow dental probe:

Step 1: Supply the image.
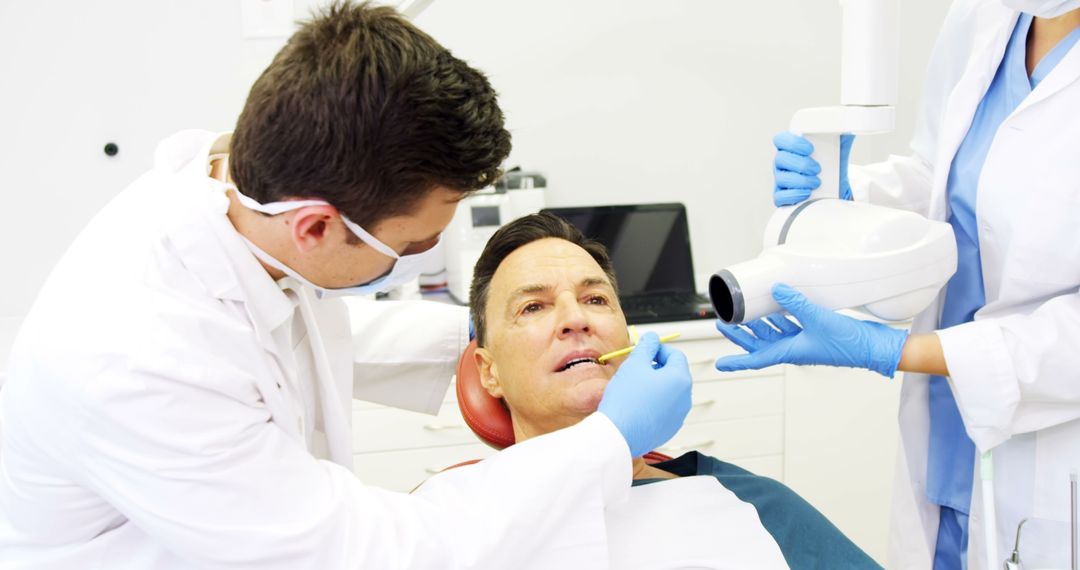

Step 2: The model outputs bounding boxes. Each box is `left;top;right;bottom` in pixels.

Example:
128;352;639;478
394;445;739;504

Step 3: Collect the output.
597;332;682;364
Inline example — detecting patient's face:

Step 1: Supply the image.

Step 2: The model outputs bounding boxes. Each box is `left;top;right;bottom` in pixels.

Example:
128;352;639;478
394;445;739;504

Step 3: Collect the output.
476;238;630;439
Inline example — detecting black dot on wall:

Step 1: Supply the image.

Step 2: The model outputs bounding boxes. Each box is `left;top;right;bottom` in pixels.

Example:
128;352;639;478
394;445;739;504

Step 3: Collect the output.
103;142;119;157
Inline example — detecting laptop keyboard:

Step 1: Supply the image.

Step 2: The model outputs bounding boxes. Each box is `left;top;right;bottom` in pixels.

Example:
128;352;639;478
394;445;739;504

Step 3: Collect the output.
619;293;714;324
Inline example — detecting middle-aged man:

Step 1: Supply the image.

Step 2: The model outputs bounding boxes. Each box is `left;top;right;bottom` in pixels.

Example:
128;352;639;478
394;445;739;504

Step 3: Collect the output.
0;3;692;568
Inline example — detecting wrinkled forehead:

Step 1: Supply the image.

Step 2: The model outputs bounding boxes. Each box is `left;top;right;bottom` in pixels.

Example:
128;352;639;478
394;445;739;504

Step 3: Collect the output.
487;238;615;316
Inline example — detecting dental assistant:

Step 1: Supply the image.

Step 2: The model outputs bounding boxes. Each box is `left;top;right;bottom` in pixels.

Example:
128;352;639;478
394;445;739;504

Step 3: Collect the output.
715;1;1080;568
0;4;693;569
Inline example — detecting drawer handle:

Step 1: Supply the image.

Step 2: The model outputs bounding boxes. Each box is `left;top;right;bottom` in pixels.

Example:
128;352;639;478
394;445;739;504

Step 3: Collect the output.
691;399;716;409
659;439;715;454
423;423;465;431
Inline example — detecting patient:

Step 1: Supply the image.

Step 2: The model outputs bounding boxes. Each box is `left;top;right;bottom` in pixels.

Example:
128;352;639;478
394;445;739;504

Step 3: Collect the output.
438;213;879;569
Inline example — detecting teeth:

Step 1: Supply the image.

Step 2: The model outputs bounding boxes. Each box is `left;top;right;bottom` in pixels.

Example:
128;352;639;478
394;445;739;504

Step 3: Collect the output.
560;358;598;371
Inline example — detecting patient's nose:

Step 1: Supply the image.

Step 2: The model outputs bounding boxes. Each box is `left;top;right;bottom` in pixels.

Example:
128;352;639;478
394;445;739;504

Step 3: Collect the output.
555;294;591;337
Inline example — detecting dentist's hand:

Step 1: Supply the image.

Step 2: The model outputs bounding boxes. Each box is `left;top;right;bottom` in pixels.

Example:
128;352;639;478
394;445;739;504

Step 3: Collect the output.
598;332;692;458
714;284;909;378
773;132;855;205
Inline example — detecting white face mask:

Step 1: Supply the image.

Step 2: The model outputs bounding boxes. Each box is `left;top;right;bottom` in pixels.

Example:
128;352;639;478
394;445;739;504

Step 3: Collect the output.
1001;0;1080;17
231;187;442;298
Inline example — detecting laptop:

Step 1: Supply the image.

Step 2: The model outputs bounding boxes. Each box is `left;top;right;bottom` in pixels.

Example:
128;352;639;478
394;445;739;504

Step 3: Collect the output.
541;203;714;325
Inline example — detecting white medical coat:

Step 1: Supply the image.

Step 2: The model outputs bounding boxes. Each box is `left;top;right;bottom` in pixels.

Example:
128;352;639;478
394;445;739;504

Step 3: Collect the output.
0;130;631;569
426;468;789;570
848;1;1080;567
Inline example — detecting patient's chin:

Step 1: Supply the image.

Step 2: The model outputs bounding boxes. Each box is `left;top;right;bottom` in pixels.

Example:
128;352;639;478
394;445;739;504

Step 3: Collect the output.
563;378;607;416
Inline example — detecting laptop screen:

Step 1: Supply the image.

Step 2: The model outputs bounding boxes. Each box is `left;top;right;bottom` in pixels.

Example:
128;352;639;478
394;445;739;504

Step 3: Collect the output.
542;204;696;297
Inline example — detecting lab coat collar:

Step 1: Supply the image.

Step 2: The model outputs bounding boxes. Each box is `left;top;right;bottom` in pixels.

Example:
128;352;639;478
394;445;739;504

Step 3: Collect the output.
1009;19;1080;117
157;130;297;337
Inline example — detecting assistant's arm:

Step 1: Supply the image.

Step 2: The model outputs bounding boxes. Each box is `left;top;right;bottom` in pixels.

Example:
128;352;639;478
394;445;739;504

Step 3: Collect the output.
897;333;949;377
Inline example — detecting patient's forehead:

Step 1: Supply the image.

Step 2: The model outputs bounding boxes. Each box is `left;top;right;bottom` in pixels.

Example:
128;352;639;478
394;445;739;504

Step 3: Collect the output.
489;238;613;311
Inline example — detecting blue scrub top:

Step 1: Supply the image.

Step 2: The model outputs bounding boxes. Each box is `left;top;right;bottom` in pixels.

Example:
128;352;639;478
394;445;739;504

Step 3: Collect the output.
927;12;1080;515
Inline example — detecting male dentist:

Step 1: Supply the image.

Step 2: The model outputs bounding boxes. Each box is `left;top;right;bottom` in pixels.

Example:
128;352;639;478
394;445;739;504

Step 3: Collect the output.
0;3;692;568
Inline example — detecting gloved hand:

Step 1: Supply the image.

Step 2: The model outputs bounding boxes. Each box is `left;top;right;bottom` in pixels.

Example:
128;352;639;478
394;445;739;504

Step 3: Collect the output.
598;332;692;458
773;132;855;206
714;284;909;378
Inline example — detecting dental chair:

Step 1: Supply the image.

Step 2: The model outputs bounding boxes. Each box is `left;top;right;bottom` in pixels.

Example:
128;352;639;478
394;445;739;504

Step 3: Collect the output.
450;340;671;468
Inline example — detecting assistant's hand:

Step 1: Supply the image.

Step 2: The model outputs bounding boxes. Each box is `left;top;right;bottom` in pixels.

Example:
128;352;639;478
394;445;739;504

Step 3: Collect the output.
598;332;692;458
773;132;855;205
714;284;908;377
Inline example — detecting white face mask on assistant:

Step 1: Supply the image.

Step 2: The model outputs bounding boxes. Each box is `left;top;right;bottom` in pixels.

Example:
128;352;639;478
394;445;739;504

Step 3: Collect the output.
231;186;441;298
1001;0;1080;17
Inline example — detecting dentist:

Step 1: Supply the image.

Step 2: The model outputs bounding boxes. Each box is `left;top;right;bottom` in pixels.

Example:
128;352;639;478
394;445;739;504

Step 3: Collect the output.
0;3;692;569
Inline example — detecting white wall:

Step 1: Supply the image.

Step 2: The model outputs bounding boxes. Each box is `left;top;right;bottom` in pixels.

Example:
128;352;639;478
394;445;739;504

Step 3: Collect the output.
413;0;951;289
0;0;312;318
0;0;948;320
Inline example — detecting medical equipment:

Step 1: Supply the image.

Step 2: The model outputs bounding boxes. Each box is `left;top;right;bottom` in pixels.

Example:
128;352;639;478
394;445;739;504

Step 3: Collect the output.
598;332;681;364
443;171;545;303
708;0;957;324
1004;519;1027;570
989;459;1078;570
709;200;957;324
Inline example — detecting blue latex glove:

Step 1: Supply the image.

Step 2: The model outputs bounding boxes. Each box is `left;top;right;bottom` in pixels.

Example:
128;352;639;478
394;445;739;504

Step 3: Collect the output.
468;316;475;341
714;284;909;378
773;132;855;206
598;332;692;458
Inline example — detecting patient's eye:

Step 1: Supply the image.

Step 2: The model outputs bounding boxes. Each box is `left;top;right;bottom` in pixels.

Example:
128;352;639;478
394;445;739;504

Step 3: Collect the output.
521;301;544;314
585;295;609;306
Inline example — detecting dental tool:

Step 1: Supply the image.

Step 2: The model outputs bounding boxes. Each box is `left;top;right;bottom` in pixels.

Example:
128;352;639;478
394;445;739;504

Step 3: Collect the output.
598;333;682;364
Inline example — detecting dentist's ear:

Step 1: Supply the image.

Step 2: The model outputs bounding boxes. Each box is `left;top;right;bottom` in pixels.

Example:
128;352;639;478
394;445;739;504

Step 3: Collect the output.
473;347;505;399
289;204;342;253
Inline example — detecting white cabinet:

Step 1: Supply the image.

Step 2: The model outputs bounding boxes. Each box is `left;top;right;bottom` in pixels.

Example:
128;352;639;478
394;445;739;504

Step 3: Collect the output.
783;365;902;564
350;333;899;565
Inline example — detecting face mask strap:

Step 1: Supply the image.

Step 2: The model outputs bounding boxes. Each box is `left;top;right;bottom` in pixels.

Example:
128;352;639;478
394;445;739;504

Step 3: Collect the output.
229;185;402;261
338;216;401;259
230;187;330;216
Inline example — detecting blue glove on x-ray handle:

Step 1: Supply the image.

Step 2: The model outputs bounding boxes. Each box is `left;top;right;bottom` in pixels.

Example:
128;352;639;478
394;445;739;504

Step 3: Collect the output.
598;332;692;458
773;132;855;205
714;284;909;378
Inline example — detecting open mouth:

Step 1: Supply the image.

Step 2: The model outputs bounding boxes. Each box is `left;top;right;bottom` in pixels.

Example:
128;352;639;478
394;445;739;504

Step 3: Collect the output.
557;357;601;372
553;349;607;373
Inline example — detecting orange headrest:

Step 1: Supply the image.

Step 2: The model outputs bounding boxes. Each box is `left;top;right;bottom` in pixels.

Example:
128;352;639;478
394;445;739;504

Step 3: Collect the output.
456;340;516;449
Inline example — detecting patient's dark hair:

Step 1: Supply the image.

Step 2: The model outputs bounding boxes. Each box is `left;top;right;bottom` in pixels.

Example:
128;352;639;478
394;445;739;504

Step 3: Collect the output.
230;0;510;230
469;213;618;347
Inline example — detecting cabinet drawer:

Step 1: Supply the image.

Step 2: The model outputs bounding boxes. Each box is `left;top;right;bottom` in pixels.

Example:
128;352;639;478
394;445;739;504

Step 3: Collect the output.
353;442;495;493
352;399;478;453
686;375;783;424
657;416;783;460
677;339;787;382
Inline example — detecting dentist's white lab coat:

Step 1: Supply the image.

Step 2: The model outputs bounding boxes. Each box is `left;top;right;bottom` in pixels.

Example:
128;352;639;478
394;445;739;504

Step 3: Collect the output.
849;1;1080;567
0;131;630;569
